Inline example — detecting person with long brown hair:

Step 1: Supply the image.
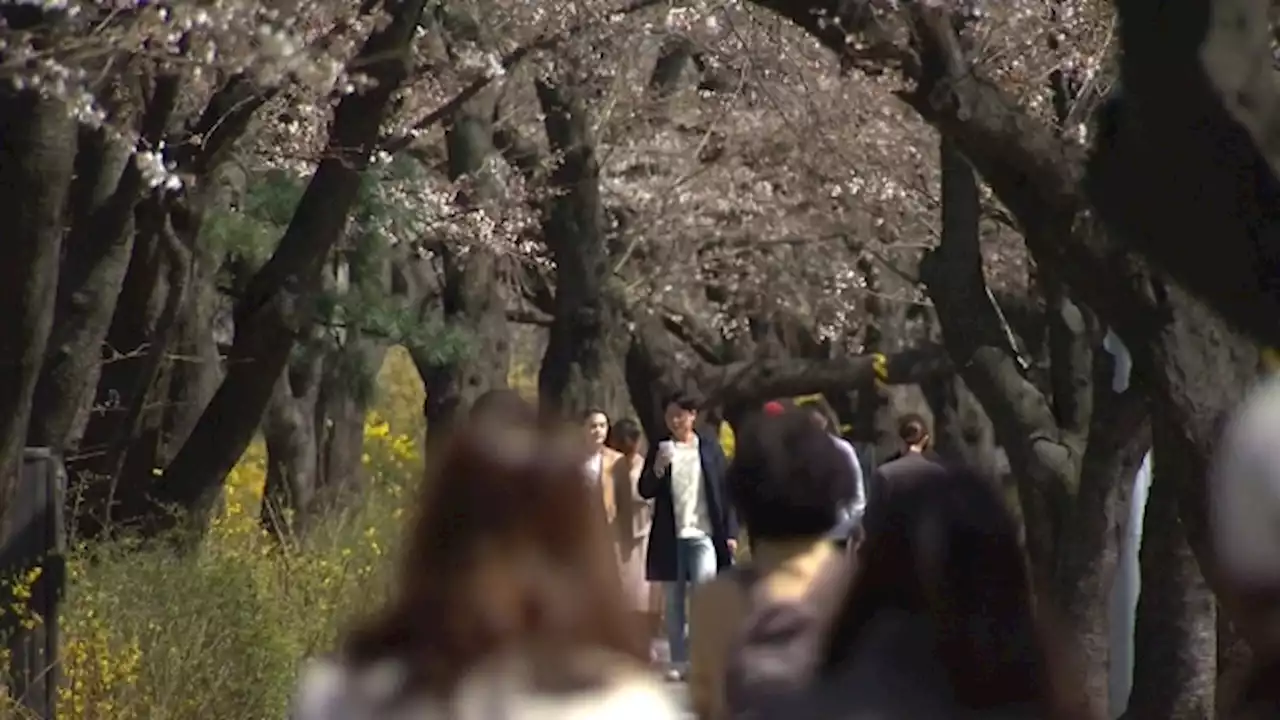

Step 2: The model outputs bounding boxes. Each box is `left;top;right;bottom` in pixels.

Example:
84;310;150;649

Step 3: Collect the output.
784;461;1090;720
291;412;680;720
606;418;663;648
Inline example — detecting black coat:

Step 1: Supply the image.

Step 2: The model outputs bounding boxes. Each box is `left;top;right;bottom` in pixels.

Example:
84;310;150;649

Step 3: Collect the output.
638;428;738;582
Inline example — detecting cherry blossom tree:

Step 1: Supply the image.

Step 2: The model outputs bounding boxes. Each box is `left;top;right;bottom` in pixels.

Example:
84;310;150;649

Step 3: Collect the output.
740;0;1269;714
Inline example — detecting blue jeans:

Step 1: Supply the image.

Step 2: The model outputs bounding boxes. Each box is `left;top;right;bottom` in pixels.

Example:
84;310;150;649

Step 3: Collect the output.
664;535;717;664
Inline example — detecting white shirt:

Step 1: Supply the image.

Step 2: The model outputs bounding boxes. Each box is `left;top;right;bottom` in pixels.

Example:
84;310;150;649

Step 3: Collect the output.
584;451;603;485
831;436;867;520
668;436;711;538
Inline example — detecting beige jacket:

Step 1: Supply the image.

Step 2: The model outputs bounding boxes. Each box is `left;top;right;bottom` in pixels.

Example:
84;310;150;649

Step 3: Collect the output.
688;538;839;720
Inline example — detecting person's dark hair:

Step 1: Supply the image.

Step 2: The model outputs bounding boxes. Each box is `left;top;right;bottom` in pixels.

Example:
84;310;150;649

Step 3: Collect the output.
897;413;931;446
470;389;537;424
727;410;856;540
663;390;702;413
606;418;643;451
799;397;841;433
821;463;1085;717
581;407;608;422
345;414;646;695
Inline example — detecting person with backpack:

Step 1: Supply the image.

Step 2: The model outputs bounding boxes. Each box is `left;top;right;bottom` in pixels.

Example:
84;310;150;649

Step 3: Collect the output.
686;408;857;720
796;462;1091;720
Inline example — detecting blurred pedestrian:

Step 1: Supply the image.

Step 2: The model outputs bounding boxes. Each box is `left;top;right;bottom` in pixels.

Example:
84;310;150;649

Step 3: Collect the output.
607;418;662;650
866;413;942;509
797;399;866;548
291;414;679;720
792;462;1090;719
583;408;621;528
688;409;856;720
1210;375;1280;719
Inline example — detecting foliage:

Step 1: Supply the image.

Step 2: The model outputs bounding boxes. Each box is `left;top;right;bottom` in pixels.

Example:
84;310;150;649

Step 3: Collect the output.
1;354;426;720
375;346;428;443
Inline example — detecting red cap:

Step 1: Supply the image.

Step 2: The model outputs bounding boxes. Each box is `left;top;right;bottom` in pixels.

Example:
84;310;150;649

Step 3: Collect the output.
763;401;786;416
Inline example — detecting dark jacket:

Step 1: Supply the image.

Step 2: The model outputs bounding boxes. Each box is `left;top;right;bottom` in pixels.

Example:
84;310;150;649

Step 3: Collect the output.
866;451;944;509
638;428;738;582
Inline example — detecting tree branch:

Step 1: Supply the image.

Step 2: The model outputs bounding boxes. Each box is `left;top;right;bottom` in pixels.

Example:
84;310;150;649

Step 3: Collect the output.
923;136;1076;568
507;307;552;326
658;306;725;365
700;345;951;410
381;0;666;154
176;73;275;179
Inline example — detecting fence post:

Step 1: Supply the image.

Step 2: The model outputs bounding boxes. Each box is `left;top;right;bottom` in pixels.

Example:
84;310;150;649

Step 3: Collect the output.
0;447;67;720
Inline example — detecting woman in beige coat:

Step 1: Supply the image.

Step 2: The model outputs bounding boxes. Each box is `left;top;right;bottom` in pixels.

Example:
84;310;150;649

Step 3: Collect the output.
608;418;662;643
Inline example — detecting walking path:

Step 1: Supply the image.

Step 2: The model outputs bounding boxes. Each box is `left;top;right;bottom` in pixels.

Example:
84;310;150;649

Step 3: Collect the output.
667;680;693;719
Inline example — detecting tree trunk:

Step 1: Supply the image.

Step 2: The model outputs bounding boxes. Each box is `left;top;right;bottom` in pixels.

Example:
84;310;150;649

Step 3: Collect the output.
261;352;323;538
922;137;1150;712
626;314;700;440
313;342;382;512
1127;427;1217;720
847;257;910;467
921;374;997;475
0;89;76;534
535;75;631;421
70;195;193;537
1053;346;1150;709
1085;0;1280;350
1142;285;1259;585
160;254;224;457
150;0;429;536
27;74;180;453
417;89;511;439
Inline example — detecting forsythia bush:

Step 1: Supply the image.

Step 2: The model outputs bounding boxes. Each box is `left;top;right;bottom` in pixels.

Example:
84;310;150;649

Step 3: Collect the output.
2;352;425;720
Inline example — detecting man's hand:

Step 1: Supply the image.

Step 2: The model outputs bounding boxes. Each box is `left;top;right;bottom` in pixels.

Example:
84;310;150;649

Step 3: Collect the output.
726;538;738;555
653;453;671;474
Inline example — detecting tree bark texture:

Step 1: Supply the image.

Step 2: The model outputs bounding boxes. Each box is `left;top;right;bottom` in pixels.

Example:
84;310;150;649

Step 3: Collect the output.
1086;0;1280;350
1127;424;1217;720
69;192;194;536
417;88;510;439
0;89;76;535
535;74;632;421
261;352;323;538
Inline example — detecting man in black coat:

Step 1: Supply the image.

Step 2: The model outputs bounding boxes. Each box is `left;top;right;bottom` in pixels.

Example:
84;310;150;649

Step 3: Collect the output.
639;391;737;679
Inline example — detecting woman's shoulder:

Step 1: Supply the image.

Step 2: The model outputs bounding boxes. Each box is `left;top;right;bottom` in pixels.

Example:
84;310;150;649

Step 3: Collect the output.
459;650;681;720
293;651;681;720
292;656;439;720
562;664;681;719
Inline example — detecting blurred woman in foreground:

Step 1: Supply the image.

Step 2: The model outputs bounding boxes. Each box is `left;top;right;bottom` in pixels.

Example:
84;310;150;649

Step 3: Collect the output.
792;462;1090;719
292;412;679;720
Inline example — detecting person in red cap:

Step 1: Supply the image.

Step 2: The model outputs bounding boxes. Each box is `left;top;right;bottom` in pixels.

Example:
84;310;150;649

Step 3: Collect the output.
762;400;787;416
